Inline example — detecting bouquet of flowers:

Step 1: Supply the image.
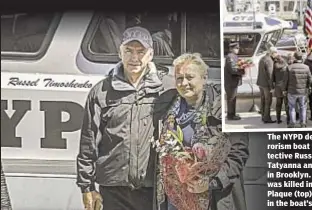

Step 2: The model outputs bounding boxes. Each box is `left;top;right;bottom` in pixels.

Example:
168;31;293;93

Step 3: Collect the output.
151;113;231;210
236;58;254;70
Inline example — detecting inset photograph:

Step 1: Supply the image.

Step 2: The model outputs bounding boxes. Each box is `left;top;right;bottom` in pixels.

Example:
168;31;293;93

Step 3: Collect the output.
222;0;312;132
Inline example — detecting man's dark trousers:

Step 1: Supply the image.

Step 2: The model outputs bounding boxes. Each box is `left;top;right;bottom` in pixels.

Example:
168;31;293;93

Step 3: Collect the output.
259;87;273;121
226;87;238;118
99;186;154;210
276;95;289;122
309;91;312;119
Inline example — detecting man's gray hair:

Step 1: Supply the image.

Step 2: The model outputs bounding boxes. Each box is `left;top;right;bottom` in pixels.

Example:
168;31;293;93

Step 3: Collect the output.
268;46;278;54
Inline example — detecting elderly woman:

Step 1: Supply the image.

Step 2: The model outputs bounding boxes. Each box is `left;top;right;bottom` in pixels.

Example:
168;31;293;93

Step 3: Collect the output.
152;53;249;210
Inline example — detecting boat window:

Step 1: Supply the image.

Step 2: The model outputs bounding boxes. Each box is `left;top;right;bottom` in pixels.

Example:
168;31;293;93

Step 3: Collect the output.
283;1;295;11
186;12;220;59
257;29;282;55
265;1;281;12
275;35;298;52
1;13;61;60
223;33;261;57
81;12;181;65
276;34;296;47
296;0;307;11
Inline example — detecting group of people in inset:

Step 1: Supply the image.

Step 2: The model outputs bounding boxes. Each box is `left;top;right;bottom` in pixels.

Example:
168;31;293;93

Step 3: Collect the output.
225;41;312;128
257;47;312;128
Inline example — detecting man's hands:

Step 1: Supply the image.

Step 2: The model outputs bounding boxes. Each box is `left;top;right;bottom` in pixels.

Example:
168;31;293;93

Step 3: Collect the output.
82;191;103;210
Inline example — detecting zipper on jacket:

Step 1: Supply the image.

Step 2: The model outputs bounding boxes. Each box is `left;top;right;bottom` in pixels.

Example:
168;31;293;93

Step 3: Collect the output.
129;91;141;187
129;96;134;186
136;92;140;184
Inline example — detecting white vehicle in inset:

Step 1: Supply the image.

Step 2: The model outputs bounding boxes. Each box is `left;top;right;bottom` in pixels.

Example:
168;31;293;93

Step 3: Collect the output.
223;11;292;97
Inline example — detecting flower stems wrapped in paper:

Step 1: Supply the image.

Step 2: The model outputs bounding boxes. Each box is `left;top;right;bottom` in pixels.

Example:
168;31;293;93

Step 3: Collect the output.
152;118;231;210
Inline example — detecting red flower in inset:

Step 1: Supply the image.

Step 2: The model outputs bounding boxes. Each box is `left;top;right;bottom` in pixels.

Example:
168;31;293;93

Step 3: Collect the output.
237;58;254;70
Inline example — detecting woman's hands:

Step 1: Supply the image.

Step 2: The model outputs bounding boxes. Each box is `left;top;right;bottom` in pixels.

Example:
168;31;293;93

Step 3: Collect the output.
186;175;209;194
82;191;103;210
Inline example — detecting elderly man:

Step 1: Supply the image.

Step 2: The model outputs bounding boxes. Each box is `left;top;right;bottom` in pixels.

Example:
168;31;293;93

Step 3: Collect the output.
283;51;312;128
76;26;173;210
256;47;278;123
155;53;249;210
224;41;244;120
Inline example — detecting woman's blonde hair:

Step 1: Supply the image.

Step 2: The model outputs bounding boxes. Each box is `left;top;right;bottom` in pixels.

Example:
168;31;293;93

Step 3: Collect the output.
173;53;209;77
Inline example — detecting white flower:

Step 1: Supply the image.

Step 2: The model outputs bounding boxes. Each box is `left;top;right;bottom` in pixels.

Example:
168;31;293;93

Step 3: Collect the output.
165;139;177;146
160;153;167;158
160;147;167;153
172;145;181;151
155;140;161;147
